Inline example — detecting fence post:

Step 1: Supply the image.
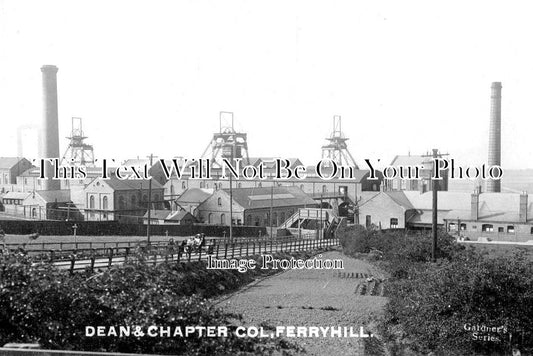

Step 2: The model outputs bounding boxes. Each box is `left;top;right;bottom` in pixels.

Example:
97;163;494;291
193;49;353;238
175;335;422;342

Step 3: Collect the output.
177;247;181;264
108;249;113;269
224;244;228;259
252;242;255;256
60;242;63;251
246;243;249;256
198;247;202;262
232;244;235;258
49;250;55;261
90;254;95;273
270;241;272;254
125;247;130;263
69;254;75;275
216;244;220;258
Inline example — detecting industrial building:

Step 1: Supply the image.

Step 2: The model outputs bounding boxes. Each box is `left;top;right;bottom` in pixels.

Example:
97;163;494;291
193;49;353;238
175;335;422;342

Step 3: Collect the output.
83;176;165;223
196;186;317;227
0;157;33;193
358;189;533;242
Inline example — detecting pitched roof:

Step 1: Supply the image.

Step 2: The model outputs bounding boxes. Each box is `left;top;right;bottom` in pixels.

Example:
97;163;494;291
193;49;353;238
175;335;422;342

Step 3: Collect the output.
390;155;433;167
224;186;316;210
2;192;31;200
34;190;71;203
0;157;28;170
143;209;172;220
167;210;195;221
97;176;164;191
176;188;213;204
386;191;414;209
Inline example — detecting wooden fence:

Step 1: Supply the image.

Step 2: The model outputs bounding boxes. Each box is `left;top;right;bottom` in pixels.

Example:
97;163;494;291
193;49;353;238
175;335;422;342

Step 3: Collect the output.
4;237;340;274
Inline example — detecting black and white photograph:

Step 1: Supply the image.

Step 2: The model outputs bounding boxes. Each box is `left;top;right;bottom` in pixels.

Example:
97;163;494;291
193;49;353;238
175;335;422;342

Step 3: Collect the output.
0;1;532;355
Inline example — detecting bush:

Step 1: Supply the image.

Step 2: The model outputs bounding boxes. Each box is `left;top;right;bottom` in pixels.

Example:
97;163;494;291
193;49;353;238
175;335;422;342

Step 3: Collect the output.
381;250;533;355
339;227;533;355
0;250;317;354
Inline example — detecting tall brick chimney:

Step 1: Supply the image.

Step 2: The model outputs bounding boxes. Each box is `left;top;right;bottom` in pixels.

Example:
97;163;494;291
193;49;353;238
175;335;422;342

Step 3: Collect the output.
471;189;480;221
519;192;528;223
486;82;502;193
40;65;61;191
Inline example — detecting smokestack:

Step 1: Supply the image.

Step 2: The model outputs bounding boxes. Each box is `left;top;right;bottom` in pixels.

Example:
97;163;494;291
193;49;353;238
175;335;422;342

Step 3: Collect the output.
471;189;479;220
519;192;528;223
486;82;502;193
40;65;61;191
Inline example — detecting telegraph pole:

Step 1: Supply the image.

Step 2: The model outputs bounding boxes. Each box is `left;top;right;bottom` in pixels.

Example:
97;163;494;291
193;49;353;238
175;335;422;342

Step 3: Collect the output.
423;148;449;262
431;148;438;262
147;154;153;244
269;184;274;238
229;144;234;242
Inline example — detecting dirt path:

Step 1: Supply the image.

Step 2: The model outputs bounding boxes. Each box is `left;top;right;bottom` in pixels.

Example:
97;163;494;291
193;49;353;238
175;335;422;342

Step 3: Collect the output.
218;250;388;355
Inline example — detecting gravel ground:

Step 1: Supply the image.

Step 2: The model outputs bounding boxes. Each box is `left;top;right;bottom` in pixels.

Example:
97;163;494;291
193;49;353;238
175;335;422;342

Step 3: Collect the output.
217;250;388;355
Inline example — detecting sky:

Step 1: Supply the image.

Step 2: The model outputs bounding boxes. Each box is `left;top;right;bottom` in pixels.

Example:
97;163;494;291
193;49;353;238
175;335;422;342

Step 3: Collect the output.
1;0;533;170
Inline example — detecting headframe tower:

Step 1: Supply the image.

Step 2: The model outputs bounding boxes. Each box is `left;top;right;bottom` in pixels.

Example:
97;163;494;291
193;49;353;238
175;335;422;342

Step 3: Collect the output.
201;112;250;168
321;115;359;168
60;117;95;166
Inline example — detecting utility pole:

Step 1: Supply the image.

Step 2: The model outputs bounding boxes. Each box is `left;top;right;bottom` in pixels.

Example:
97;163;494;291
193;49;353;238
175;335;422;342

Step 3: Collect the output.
422;148;448;262
147;154;153;244
229;145;234;242
269;184;274;238
431;149;438;263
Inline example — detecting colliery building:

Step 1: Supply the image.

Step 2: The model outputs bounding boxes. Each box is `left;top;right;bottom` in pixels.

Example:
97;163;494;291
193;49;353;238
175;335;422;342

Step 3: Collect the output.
358;190;533;242
195;186;317;227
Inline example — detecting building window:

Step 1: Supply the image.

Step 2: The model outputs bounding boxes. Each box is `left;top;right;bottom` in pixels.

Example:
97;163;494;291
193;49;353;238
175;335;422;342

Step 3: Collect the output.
322;185;327;193
448;223;456;231
530;227;533;234
219;183;223;189
273;212;278;226
258;182;262;188
390;218;398;229
280;212;285;224
460;223;467;231
238;183;242;188
507;226;515;233
118;196;126;210
498;227;504;233
217;197;222;206
200;181;205;189
246;215;252;226
170;185;175;196
102;196;108;210
300;184;305;190
365;215;371;228
208;213;213;224
131;195;137;207
89;195;95;209
182;181;186;190
482;224;494;232
220;213;225;225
